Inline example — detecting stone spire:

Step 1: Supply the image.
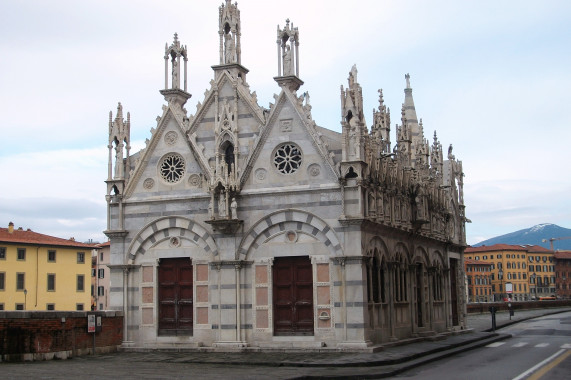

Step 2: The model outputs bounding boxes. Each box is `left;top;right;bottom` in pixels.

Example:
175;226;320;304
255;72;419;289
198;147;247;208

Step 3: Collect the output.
402;73;423;162
108;102;131;181
274;18;303;91
371;89;391;154
219;0;241;65
340;65;366;161
161;33;192;107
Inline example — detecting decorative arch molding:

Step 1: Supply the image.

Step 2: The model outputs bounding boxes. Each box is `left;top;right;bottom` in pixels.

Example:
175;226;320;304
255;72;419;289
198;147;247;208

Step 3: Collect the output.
237;209;343;260
412;246;430;266
126;216;218;262
432;249;446;268
392;243;410;265
366;236;389;260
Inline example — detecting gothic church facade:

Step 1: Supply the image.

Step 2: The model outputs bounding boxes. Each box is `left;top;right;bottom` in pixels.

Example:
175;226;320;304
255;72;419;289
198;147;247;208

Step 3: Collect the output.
105;1;468;350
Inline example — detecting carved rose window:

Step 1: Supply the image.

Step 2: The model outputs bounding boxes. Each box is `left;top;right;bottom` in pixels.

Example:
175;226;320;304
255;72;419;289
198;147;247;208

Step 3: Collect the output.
159;153;186;183
273;143;302;174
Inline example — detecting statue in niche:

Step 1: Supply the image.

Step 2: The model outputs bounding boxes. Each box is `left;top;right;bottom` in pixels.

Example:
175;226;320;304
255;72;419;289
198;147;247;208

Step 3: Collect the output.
171;59;179;89
218;191;227;217
230;197;237;219
208;199;214;220
349;125;358;156
225;33;235;63
283;44;293;76
114;143;123;178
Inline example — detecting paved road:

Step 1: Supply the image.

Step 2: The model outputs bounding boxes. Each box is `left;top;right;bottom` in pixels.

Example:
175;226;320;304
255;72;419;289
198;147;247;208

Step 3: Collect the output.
394;311;571;380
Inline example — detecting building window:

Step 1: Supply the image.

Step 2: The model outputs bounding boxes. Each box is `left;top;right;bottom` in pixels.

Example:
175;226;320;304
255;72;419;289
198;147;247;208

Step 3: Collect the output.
91;268;96;277
0;303;4;310
0;247;6;259
48;250;56;262
46;304;55;311
273;143;302;174
159;153;186;183
47;274;55;291
98;286;104;296
77;252;85;263
98;269;105;279
15;303;24;310
99;303;103;310
100;252;104;261
0;272;4;290
17;248;26;260
76;304;84;311
77;275;85;292
16;273;25;290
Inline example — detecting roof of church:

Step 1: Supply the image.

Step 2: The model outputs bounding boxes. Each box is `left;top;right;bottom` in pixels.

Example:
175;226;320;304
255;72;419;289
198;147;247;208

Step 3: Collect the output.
466;244;552;253
0;225;94;249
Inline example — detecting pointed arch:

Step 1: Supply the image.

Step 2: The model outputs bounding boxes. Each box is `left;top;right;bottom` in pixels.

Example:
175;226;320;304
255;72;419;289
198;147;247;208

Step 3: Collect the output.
126;216;218;263
237;209;342;260
413;246;429;266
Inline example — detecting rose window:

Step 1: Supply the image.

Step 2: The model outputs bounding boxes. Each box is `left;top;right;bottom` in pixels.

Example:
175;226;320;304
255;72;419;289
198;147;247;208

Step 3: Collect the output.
159;153;186;183
273;143;302;174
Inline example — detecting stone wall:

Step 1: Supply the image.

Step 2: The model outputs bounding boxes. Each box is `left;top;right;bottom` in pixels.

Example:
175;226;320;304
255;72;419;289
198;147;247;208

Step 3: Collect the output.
467;299;571;314
0;311;123;362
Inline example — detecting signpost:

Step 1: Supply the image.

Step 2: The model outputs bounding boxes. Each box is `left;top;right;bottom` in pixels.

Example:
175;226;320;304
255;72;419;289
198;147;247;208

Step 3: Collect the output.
87;314;102;355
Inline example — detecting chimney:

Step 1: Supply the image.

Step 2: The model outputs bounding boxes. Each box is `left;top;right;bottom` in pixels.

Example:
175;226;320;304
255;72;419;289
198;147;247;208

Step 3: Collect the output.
8;222;14;234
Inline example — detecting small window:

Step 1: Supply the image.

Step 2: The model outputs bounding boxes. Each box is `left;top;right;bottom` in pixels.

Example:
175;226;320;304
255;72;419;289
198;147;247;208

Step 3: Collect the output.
0;272;5;290
98;269;105;279
77;252;85;263
100;251;104;261
16;273;25;290
91;268;96;277
77;275;85;292
46;304;55;311
47;274;55;291
76;304;84;311
0;247;6;259
48;250;56;262
99;303;103;311
15;303;24;310
17;248;26;261
98;286;104;296
0;303;4;310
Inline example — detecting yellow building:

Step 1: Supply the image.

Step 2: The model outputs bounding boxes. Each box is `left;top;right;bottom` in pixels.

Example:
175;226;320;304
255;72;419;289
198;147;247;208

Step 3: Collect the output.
465;244;554;301
0;222;93;311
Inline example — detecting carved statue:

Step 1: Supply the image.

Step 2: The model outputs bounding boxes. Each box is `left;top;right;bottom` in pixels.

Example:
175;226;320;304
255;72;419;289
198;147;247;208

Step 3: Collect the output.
225;33;235;63
218;191;227;217
171;59;179;89
230;197;237;219
283;44;293;76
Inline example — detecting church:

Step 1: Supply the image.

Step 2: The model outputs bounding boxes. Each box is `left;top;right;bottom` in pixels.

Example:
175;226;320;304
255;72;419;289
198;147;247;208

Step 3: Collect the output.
105;1;468;350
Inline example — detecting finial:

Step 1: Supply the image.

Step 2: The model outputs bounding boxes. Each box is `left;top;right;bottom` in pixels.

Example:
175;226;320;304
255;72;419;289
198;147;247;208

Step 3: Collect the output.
174;33;178;42
405;73;411;89
286;18;290;25
378;89;384;108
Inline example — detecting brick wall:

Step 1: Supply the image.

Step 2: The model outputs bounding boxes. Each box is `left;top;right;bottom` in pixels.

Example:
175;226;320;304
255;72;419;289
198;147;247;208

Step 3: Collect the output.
0;311;123;362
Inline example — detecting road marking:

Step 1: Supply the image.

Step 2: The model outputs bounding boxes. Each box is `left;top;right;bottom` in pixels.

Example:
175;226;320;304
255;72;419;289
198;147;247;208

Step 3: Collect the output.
561;344;571;349
512;342;528;347
512;349;566;380
534;343;549;348
522;349;571;380
486;342;506;347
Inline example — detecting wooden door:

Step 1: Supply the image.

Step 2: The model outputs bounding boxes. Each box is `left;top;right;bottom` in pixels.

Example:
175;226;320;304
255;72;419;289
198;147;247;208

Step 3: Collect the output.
273;256;314;335
158;258;193;335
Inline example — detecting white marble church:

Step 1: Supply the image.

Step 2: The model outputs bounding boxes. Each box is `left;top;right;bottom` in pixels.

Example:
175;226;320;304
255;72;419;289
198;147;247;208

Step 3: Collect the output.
105;1;468;350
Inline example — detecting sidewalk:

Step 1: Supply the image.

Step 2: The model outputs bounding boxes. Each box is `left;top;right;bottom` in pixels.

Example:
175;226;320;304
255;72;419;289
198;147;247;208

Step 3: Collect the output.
1;307;570;379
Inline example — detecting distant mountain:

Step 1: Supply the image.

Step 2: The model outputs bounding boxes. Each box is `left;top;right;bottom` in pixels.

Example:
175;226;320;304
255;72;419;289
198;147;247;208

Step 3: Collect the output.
474;223;571;250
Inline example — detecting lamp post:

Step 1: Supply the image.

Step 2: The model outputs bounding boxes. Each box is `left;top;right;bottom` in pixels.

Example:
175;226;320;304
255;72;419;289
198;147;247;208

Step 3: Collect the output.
498;269;503;302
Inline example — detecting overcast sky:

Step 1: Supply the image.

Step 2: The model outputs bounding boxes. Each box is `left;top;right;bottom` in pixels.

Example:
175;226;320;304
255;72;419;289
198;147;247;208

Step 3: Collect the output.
1;0;570;245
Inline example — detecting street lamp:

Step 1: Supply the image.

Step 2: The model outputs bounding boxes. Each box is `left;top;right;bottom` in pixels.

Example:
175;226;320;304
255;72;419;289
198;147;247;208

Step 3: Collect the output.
498;269;503;302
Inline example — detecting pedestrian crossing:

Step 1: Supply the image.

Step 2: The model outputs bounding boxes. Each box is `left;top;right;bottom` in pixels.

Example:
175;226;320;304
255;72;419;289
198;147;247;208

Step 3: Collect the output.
485;341;571;349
